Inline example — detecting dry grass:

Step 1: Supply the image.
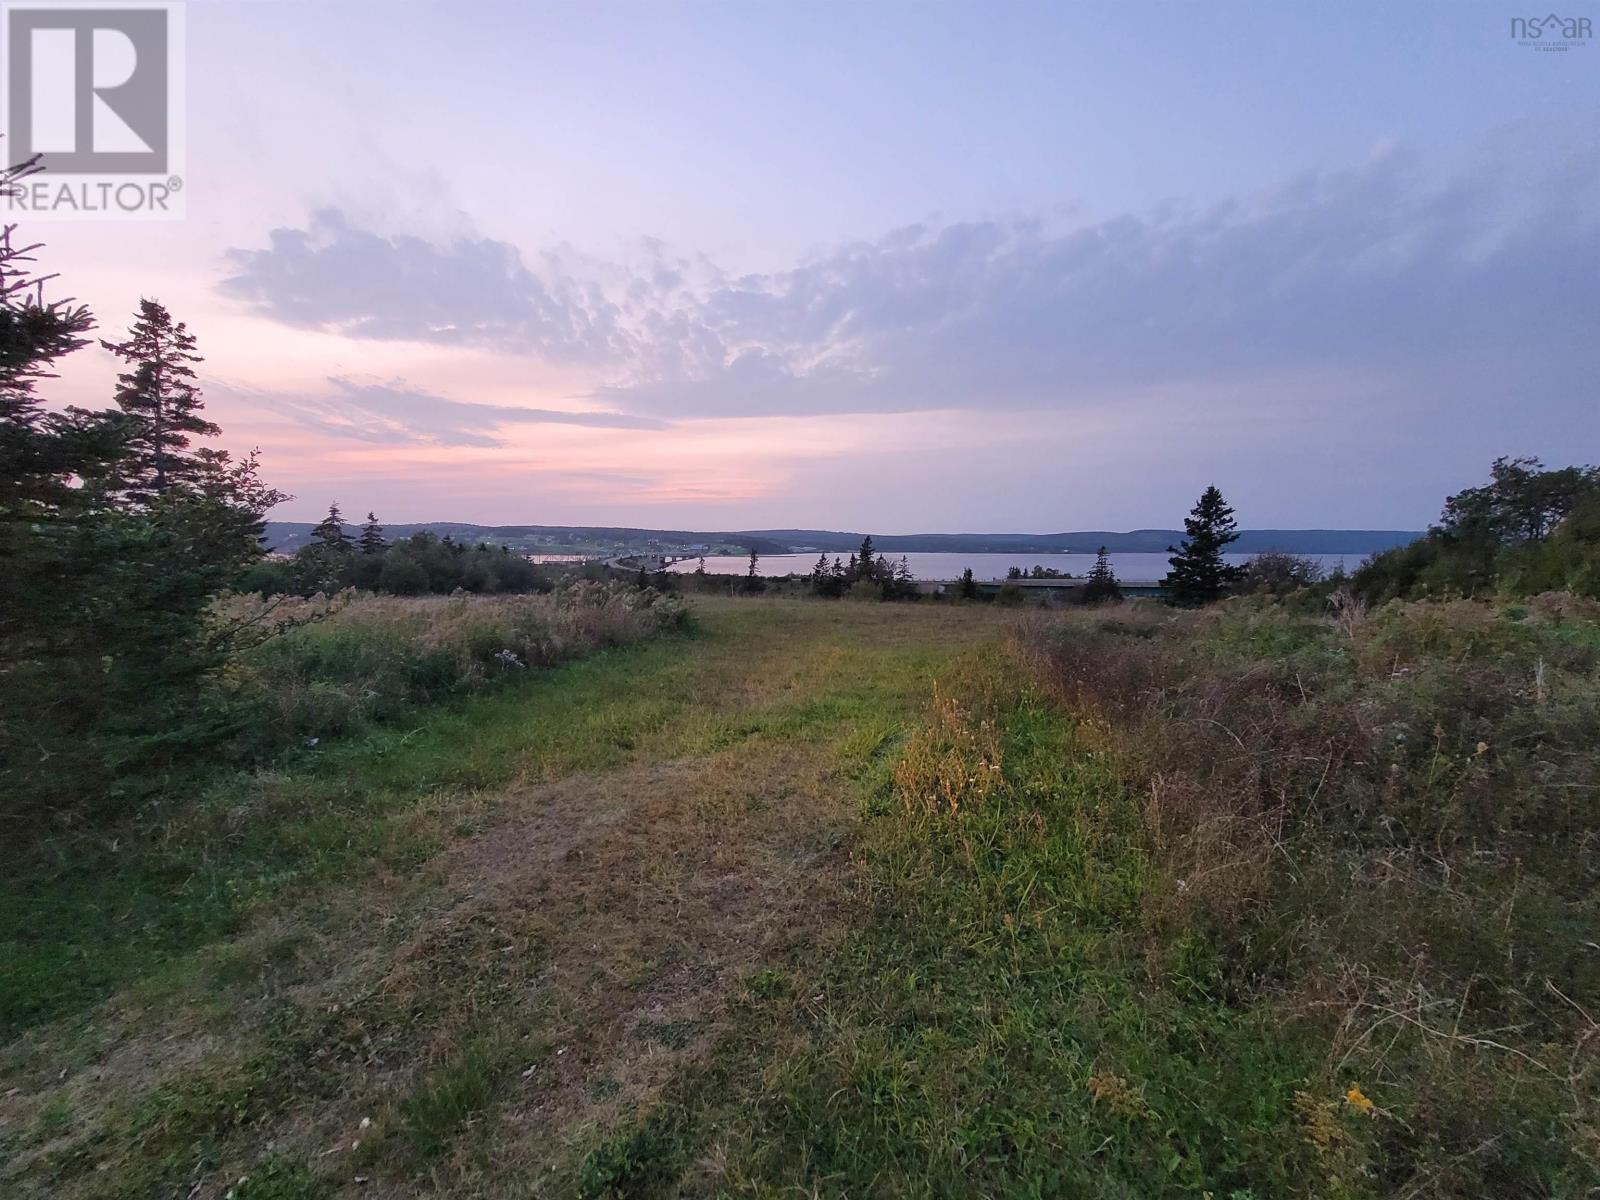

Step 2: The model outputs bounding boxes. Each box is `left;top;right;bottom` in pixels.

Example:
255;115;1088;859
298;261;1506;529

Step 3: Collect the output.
587;597;1597;1197
1019;594;1600;1193
215;582;691;754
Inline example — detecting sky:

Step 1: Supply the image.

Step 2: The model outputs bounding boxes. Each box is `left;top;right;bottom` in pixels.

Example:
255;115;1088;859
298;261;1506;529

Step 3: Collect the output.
30;0;1600;531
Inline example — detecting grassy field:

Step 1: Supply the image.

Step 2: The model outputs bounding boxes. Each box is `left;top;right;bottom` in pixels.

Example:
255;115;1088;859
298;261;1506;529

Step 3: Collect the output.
3;594;1595;1198
0;597;1012;1198
1;584;690;1039
591;595;1599;1199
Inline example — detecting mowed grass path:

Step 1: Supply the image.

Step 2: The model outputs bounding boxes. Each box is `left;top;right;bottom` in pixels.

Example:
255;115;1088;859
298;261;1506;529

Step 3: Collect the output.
1;598;1010;1198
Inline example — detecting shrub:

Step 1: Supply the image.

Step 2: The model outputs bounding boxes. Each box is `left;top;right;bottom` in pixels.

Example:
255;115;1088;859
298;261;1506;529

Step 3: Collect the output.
1237;550;1324;595
377;556;428;595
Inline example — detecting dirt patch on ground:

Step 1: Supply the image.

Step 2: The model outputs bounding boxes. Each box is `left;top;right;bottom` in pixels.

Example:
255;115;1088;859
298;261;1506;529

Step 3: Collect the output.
423;743;857;1193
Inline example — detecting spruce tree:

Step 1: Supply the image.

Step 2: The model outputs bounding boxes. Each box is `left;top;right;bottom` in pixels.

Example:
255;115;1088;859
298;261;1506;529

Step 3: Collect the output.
856;535;880;583
958;567;978;599
893;555;913;597
2;178;287;809
1163;485;1241;606
0;211;115;511
298;503;353;592
0;188;124;802
358;511;386;555
312;503;352;552
100;298;218;503
1081;546;1122;604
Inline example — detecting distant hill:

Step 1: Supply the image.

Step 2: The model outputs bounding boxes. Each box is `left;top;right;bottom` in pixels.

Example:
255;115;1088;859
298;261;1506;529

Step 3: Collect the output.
263;521;1422;558
261;523;796;555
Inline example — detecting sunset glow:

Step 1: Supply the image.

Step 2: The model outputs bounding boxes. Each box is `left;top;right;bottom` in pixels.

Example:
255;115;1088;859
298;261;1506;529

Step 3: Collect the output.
30;0;1598;530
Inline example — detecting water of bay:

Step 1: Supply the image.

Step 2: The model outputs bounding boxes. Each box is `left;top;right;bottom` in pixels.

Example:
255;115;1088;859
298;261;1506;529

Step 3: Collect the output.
669;551;1365;582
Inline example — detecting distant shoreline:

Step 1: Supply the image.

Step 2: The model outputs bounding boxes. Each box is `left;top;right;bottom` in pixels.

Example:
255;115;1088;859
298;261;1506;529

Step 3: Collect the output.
263;520;1422;558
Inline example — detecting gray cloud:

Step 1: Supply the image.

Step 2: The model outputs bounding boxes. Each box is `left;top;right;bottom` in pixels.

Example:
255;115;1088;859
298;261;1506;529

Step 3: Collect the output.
610;145;1600;417
220;209;630;362
249;376;664;447
222;145;1600;431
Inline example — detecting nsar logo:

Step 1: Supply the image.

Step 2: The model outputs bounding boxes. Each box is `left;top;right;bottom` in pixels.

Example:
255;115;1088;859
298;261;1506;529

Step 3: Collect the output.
1510;12;1592;49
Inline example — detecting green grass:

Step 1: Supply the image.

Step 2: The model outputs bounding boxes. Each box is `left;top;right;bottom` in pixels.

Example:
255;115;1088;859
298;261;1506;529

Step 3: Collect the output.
0;631;694;1039
11;593;1591;1198
227;1158;321;1200
3;588;693;1040
565;596;1600;1198
2;597;1009;1199
398;1041;506;1160
577;654;1356;1198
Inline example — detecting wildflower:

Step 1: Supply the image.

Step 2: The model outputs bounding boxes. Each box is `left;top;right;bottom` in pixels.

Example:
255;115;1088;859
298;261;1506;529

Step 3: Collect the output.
1294;1091;1352;1153
1087;1071;1152;1120
1345;1084;1375;1115
1475;741;1488;756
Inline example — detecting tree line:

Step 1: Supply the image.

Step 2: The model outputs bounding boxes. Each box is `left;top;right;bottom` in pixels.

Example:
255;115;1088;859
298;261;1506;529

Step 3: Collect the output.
238;505;545;597
1159;459;1600;608
806;535;919;600
1353;457;1600;601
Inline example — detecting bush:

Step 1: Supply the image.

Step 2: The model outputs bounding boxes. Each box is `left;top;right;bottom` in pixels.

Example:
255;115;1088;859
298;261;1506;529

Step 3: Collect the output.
1237;550;1324;596
377;556;429;595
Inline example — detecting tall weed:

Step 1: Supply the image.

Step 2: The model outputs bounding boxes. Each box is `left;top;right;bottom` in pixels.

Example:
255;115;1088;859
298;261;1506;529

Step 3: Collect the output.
214;582;690;760
1021;595;1600;1193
